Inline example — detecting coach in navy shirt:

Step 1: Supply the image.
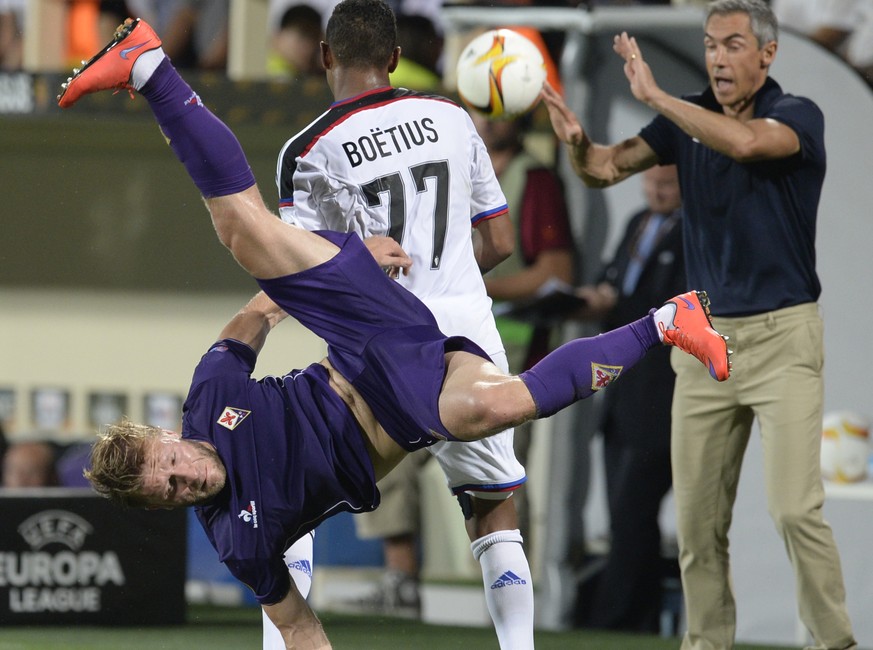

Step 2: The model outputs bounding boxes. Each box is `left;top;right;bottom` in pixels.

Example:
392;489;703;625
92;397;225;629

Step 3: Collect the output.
542;1;855;649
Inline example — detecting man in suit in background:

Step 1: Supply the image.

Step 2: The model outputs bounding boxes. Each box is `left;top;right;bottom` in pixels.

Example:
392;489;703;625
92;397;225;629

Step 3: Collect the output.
575;164;684;633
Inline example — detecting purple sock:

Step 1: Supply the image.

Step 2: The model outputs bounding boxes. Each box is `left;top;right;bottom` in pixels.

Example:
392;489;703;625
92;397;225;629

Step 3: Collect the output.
519;315;660;418
139;58;255;198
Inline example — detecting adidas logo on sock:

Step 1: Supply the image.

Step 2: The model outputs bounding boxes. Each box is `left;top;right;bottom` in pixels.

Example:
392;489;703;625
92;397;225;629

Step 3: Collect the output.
286;559;313;578
490;570;527;590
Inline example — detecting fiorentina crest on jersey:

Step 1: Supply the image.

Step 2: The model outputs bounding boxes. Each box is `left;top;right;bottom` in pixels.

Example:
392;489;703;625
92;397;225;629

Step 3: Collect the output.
217;406;251;430
590;363;623;391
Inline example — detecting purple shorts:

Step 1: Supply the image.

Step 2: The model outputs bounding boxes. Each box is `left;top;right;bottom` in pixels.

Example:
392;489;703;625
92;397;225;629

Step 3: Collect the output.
257;231;492;451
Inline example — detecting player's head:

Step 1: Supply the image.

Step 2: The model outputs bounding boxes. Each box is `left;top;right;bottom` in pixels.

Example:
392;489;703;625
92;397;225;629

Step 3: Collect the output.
324;0;398;70
703;0;777;112
85;419;226;509
275;4;324;75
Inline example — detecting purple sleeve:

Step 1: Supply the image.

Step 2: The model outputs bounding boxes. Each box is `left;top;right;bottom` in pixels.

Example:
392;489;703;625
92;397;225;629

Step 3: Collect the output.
190;338;258;385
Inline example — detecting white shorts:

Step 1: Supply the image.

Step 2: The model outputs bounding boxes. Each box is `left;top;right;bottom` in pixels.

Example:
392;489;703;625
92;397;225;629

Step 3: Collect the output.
427;349;526;498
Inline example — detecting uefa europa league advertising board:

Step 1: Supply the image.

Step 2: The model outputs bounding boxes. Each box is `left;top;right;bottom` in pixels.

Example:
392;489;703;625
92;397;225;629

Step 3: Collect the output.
0;490;186;625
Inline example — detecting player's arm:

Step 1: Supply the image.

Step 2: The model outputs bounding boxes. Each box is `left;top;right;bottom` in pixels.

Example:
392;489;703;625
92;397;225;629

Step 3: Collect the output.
614;33;800;162
652;97;799;161
541;82;657;187
262;581;331;650
485;166;574;298
485;248;574;300
473;213;515;273
218;292;288;356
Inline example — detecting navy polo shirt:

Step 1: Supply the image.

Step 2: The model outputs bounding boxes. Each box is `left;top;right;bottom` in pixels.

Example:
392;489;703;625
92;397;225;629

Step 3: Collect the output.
639;77;825;316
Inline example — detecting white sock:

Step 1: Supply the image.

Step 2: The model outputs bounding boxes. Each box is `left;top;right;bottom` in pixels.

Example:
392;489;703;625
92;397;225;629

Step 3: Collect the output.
130;48;166;90
472;529;535;650
262;532;315;650
651;303;677;342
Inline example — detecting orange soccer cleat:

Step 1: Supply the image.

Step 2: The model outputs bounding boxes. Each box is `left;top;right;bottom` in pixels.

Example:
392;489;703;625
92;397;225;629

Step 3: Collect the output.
58;17;161;109
660;290;732;382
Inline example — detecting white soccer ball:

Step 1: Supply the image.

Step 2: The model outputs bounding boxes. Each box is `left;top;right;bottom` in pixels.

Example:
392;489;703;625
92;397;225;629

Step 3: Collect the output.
820;411;871;483
456;29;546;120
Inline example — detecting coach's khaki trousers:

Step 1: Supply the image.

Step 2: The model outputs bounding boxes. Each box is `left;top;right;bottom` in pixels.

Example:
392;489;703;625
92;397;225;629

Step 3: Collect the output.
670;303;855;650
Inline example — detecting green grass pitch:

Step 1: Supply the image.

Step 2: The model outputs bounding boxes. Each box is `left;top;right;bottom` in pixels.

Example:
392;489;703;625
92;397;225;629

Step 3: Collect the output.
0;605;792;649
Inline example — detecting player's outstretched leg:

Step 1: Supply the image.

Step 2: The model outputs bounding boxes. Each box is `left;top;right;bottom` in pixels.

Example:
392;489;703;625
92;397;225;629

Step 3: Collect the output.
444;291;731;439
59;17;255;201
519;290;730;419
57;17;341;280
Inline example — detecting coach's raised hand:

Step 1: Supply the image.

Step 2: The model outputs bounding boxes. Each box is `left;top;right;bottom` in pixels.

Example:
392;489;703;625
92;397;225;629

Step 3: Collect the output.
541;81;584;148
613;32;664;109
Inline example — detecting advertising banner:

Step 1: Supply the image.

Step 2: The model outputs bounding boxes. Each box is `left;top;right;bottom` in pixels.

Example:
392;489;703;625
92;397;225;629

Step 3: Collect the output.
0;489;186;625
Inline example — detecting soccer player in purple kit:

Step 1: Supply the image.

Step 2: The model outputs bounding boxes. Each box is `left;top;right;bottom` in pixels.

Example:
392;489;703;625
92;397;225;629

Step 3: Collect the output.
59;17;730;649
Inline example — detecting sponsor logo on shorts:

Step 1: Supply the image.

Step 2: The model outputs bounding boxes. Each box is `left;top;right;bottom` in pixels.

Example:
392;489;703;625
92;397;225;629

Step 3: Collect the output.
591;363;623;391
238;500;258;528
218;407;250;430
490;570;527;589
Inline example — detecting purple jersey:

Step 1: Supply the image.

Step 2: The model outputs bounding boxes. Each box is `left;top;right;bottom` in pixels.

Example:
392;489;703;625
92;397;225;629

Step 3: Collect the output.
184;232;491;604
184;340;378;604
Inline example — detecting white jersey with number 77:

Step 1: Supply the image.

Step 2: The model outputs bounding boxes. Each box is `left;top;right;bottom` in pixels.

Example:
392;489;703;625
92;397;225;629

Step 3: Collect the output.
276;87;509;359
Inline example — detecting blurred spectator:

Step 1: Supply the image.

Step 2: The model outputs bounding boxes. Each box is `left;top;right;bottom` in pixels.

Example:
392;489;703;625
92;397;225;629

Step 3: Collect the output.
126;0;229;69
99;1;130;38
56;441;93;487
389;13;443;90
0;0;23;71
771;0;819;35
267;3;324;79
774;0;873;86
2;440;59;488
64;1;133;68
67;0;99;66
0;421;8;484
575;164;684;633
589;1;671;5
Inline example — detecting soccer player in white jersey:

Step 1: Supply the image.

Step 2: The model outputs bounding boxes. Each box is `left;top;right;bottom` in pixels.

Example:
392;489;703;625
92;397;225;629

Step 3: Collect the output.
273;1;532;647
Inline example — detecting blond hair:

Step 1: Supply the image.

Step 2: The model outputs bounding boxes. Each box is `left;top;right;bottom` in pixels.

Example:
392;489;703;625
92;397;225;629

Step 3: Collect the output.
84;419;163;508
